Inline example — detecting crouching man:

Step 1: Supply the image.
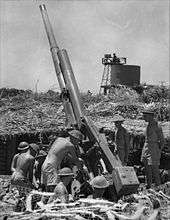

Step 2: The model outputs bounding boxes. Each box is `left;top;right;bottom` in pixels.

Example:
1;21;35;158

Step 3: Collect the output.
48;167;74;203
89;175;109;199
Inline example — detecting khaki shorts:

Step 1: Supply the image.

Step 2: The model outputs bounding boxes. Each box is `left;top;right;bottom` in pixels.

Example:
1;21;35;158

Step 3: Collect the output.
41;163;58;187
11;172;34;189
10;177;33;197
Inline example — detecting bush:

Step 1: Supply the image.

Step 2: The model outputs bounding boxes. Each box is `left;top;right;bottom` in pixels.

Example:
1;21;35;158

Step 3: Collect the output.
139;85;169;103
0;88;32;98
0;86;169;122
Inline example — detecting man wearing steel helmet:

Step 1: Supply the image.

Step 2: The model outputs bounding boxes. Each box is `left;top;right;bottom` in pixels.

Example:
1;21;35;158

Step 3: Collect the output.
29;143;40;157
34;150;47;188
11;142;36;188
89;175;109;199
141;110;165;188
29;143;41;188
48;167;74;203
113;115;130;166
41;130;83;191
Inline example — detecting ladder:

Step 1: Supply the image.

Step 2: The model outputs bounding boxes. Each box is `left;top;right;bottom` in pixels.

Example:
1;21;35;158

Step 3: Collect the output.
99;64;112;95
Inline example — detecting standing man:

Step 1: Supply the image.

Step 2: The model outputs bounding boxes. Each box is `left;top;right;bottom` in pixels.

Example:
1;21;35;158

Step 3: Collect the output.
11;142;36;188
141;110;165;188
113;115;130;166
29;143;40;188
34;150;47;188
29;143;40;157
41;130;83;191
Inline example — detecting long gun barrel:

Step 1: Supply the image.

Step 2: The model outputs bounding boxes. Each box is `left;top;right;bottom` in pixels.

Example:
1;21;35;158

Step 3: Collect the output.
39;5;61;88
39;4;139;196
40;4;83;127
39;4;119;167
39;4;76;126
39;4;124;168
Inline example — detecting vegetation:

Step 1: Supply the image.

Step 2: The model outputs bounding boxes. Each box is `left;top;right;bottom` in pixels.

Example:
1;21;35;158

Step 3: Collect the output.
0;85;169;136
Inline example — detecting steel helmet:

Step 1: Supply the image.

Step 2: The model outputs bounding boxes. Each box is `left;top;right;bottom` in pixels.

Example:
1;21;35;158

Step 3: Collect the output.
18;142;29;151
112;114;124;122
48;134;57;141
29;143;39;154
58;167;74;176
142;110;155;115
36;150;47;158
68;130;84;141
90;175;109;189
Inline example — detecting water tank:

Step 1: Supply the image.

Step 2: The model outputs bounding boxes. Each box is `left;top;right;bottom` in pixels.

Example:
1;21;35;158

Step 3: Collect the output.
110;65;140;87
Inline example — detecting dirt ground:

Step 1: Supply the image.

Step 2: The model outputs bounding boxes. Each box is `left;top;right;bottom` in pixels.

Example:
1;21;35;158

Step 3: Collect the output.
0;175;170;220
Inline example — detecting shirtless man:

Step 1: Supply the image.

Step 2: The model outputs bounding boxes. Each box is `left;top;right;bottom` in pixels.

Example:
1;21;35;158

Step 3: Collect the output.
11;142;36;188
41;130;83;191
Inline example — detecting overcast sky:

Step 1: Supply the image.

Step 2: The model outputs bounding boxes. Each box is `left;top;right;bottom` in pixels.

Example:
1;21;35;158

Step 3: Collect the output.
0;0;169;93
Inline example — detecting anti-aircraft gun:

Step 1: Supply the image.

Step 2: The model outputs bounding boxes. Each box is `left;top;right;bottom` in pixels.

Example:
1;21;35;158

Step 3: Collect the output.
39;4;139;196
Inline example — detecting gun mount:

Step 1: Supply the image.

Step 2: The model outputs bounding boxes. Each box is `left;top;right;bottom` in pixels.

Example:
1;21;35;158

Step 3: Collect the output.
39;4;139;196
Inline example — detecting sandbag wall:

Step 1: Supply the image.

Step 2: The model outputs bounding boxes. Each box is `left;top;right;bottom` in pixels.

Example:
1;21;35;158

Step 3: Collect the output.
0;135;16;175
0;130;59;175
0;130;169;175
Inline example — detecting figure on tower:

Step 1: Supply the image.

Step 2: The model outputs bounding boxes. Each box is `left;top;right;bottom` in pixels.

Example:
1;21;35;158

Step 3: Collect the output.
99;53;140;95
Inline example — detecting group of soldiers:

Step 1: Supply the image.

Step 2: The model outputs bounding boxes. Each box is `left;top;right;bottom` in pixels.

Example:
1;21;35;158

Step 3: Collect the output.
10;110;165;204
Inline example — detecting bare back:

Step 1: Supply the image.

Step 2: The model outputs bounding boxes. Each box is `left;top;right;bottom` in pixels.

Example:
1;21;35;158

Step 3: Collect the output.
12;152;35;179
43;137;77;169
